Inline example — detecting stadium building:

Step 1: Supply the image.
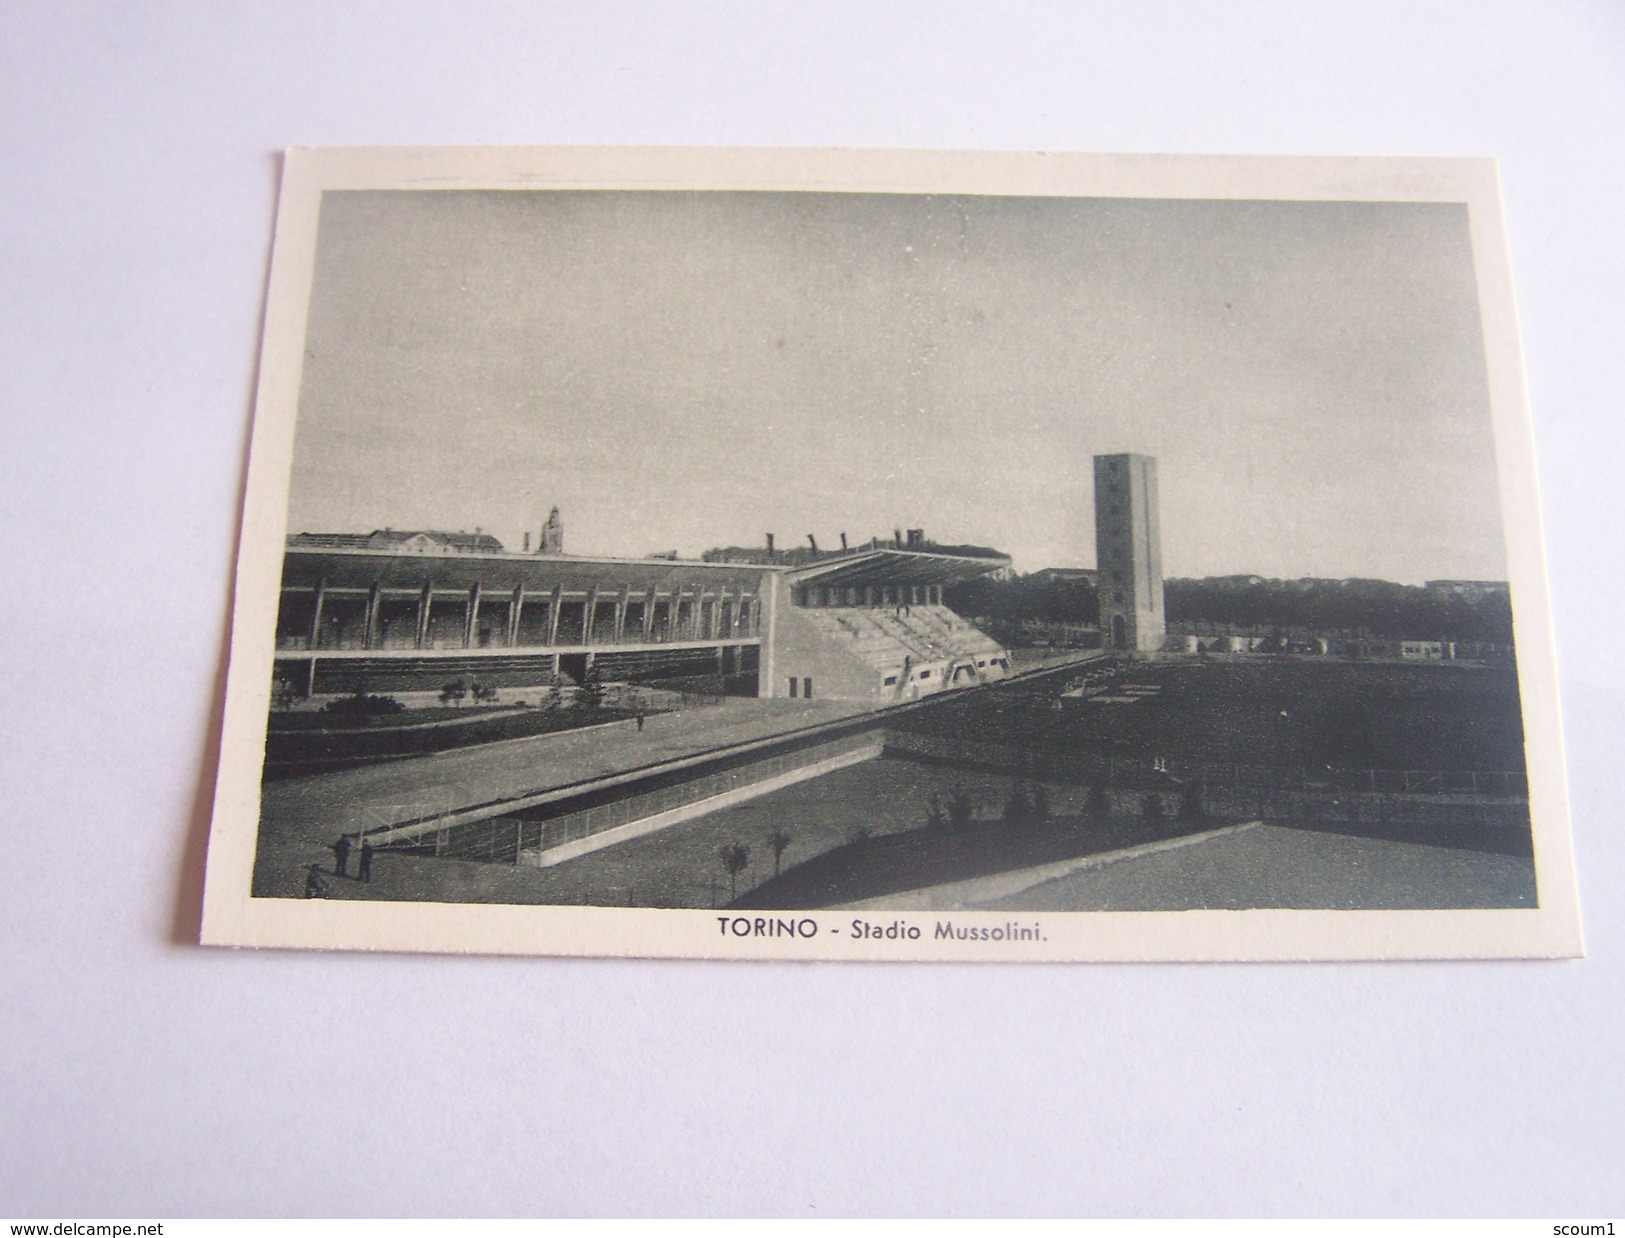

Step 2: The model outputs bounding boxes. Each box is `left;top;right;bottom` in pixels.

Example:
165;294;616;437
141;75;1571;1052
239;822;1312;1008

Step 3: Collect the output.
273;519;1013;704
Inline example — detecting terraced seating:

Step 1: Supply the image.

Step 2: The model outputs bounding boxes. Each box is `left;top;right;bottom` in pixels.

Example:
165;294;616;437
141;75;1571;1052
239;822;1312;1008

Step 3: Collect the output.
800;605;1007;678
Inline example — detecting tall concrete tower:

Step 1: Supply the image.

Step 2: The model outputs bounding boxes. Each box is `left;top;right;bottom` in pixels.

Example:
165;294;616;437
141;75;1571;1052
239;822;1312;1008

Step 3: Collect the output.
1094;453;1165;652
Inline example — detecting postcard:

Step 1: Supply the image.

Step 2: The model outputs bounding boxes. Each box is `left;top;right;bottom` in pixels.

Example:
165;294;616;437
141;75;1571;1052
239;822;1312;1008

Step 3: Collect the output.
199;146;1582;961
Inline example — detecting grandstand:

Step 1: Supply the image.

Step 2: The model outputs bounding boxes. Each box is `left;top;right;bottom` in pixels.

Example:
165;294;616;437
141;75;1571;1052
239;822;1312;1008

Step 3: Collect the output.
798;605;1009;700
272;528;1011;704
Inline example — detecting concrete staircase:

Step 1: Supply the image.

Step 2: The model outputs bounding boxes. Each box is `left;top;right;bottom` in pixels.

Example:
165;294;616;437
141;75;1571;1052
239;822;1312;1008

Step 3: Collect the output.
803;605;1006;677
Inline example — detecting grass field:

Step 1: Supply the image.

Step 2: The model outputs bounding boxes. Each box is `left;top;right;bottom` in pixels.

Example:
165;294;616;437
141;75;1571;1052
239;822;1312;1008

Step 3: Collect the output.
327;656;1536;910
895;657;1528;774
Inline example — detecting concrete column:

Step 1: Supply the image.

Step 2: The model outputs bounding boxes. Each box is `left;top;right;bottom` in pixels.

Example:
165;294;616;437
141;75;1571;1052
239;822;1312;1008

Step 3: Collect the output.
308;578;326;651
465;582;481;649
508;586;524;647
363;583;381;650
416;581;433;649
614;585;631;643
643;588;656;642
584;585;600;645
546;584;563;646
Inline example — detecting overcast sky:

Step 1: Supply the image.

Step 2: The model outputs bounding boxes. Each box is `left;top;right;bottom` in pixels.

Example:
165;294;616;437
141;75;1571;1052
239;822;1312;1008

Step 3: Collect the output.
288;189;1507;583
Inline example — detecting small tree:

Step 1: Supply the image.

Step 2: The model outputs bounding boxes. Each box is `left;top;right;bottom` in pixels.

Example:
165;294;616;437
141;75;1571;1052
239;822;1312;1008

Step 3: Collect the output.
439;679;468;707
1088;781;1112;817
575;665;604;711
1177;781;1206;823
719;842;751;900
1141;791;1165;825
471;681;499;704
1002;782;1031;826
766;829;792;878
926;791;944;830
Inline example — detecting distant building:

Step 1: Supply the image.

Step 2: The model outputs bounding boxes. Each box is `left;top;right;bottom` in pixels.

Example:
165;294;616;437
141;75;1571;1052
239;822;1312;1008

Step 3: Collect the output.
1094;453;1165;652
1030;567;1099;588
1425;579;1509;601
288;528;504;555
1401;639;1456;661
538;507;564;555
703;530;1012;575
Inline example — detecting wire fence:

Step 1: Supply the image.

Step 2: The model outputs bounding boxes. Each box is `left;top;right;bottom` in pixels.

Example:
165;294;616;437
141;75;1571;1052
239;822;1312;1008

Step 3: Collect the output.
881;730;1529;799
371;732;882;866
360;722;1528;870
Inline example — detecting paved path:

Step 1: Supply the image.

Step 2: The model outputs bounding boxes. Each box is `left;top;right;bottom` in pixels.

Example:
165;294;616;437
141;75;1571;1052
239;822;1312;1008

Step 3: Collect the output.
253;696;866;896
254;653;1105;899
974;823;1537;911
835;822;1262;911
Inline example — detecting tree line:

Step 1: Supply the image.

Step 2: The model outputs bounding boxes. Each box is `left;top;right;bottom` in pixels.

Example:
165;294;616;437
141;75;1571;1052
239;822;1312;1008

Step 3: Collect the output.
1164;577;1511;642
945;573;1511;642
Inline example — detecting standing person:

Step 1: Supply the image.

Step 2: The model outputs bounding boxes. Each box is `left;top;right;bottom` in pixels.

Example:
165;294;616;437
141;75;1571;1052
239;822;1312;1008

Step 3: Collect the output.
636;712;645;732
358;841;374;884
331;835;350;878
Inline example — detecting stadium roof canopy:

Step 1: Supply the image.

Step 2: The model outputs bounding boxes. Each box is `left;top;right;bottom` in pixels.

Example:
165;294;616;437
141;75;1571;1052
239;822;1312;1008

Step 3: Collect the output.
280;547;770;594
281;545;1007;594
782;549;1010;590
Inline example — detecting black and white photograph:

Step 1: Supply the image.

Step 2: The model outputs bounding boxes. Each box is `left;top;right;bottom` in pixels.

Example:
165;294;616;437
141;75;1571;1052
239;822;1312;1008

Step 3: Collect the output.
10;4;1625;1222
200;146;1579;961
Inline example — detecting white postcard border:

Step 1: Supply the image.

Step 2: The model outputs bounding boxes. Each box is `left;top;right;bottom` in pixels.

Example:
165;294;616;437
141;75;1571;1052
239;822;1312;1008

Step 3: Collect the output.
199;145;1582;962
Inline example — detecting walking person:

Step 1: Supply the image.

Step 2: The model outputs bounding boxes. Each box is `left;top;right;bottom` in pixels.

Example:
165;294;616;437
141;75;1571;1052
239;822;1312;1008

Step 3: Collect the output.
331;835;350;878
358;841;374;884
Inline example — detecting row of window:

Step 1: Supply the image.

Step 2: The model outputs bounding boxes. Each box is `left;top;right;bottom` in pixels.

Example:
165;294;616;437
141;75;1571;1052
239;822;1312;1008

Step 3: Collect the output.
275;590;757;650
881;668;932;686
878;654;1007;688
795;584;943;608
